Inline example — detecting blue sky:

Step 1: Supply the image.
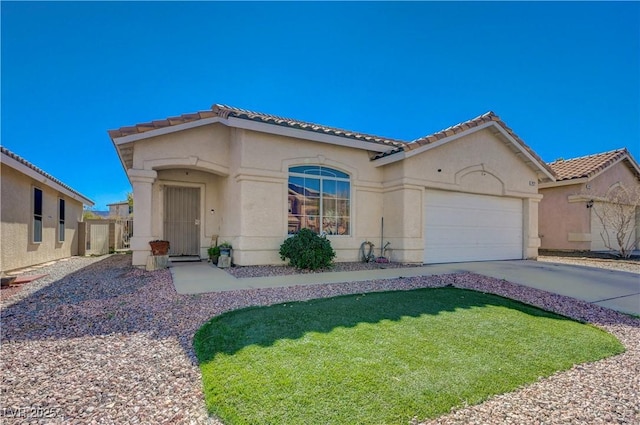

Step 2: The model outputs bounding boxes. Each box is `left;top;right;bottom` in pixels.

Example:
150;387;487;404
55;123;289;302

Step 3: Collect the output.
2;1;638;210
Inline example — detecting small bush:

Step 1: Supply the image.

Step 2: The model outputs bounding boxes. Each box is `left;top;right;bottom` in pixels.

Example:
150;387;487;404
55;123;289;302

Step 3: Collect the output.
279;228;336;270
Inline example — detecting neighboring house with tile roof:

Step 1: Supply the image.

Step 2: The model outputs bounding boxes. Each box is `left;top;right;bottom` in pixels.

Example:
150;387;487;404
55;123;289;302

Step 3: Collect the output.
109;103;555;267
539;148;640;252
0;146;94;272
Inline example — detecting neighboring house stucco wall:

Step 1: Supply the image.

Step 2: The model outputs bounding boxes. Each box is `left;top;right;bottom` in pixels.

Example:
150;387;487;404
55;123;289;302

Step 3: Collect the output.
539;160;639;251
539;184;591;250
108;202;130;218
0;164;84;272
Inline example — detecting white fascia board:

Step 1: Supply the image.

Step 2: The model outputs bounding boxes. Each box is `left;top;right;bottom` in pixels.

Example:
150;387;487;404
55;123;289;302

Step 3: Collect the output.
624;154;640;175
1;154;94;206
490;124;556;182
539;177;587;189
374;122;557;182
112;117;226;144
373;122;497;167
587;155;640;182
372;151;406;167
411;122;496;158
227;117;394;153
112;115;396;154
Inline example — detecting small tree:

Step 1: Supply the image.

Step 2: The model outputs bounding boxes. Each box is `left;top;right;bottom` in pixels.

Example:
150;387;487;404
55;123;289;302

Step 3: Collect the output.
127;192;134;216
591;183;640;258
83;210;102;220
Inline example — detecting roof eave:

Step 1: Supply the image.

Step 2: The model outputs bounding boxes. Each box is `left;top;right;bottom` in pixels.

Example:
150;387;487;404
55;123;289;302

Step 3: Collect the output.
227;116;395;153
110;115;397;155
1;150;94;206
372;121;557;182
110;117;226;145
543;151;640;188
490;123;556;182
539;177;589;189
111;137;132;184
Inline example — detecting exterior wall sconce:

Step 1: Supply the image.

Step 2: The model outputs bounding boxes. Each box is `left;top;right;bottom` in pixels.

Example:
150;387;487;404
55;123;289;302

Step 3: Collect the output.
586;200;594;209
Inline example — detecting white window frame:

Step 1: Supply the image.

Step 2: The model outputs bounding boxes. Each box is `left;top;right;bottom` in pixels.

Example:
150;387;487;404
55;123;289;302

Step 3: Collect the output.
287;165;351;236
58;198;65;242
33;187;43;243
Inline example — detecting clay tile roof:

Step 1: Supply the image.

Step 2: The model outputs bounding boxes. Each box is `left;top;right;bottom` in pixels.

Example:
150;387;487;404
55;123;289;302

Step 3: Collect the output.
108;110;217;138
108;103;406;149
210;104;406;148
108;104;556;179
372;112;555;179
409;111;499;147
548;148;634;181
0;146;94;205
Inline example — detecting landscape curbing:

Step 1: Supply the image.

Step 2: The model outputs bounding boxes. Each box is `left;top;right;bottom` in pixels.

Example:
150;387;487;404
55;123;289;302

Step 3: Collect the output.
171;259;640;316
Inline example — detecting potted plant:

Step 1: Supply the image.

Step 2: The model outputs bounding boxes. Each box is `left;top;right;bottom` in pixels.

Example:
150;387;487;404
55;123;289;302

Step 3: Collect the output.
207;245;220;264
218;241;232;257
217;241;233;268
149;240;170;256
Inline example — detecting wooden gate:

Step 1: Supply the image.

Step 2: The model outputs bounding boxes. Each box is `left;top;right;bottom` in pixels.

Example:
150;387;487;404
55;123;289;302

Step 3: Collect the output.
87;223;109;255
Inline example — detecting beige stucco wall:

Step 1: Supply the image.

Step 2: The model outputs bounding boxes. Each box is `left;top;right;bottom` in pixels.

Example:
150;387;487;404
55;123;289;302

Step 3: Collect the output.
539;160;639;251
125;123;544;266
1;164;83;272
126;123;387;265
382;128;542;262
234;128;388;264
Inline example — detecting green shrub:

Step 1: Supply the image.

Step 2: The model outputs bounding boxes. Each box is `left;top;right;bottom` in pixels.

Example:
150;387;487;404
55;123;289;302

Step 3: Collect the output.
279;228;336;270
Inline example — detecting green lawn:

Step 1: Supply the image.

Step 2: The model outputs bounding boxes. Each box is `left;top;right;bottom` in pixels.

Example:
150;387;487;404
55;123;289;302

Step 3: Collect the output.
194;288;624;425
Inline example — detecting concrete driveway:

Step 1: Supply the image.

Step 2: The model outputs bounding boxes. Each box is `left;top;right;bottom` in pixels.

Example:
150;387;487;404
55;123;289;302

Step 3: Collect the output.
172;260;640;316
422;260;640;316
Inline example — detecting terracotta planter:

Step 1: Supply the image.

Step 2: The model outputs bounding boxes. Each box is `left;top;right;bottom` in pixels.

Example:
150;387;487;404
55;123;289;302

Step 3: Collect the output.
149;240;170;256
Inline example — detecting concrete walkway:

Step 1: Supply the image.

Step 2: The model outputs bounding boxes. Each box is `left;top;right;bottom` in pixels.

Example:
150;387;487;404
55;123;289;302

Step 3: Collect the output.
170;260;640;316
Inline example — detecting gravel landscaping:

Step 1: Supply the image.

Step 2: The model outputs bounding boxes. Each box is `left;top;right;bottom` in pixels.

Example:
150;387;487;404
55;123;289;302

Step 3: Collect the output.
538;255;640;274
1;254;638;424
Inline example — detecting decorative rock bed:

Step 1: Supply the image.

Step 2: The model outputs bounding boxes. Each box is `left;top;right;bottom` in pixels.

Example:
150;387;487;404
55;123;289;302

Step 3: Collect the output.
1;254;638;424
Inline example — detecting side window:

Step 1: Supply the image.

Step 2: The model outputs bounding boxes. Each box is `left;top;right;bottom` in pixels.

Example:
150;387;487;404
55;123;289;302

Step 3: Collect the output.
58;198;66;242
287;166;350;235
33;187;43;243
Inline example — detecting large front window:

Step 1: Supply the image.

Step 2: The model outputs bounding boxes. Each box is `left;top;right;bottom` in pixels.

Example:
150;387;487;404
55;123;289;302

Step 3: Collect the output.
288;166;350;235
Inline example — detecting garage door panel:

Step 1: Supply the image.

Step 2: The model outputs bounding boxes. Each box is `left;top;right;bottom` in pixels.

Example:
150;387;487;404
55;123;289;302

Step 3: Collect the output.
424;190;523;264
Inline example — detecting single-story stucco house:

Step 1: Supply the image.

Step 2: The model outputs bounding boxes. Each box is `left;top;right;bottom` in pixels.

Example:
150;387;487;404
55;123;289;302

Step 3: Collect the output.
0;146;94;272
539;148;640;252
108;104;556;267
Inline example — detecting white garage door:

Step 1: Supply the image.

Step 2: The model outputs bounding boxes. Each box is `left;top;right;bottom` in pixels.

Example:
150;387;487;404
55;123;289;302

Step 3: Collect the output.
424;190;523;264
